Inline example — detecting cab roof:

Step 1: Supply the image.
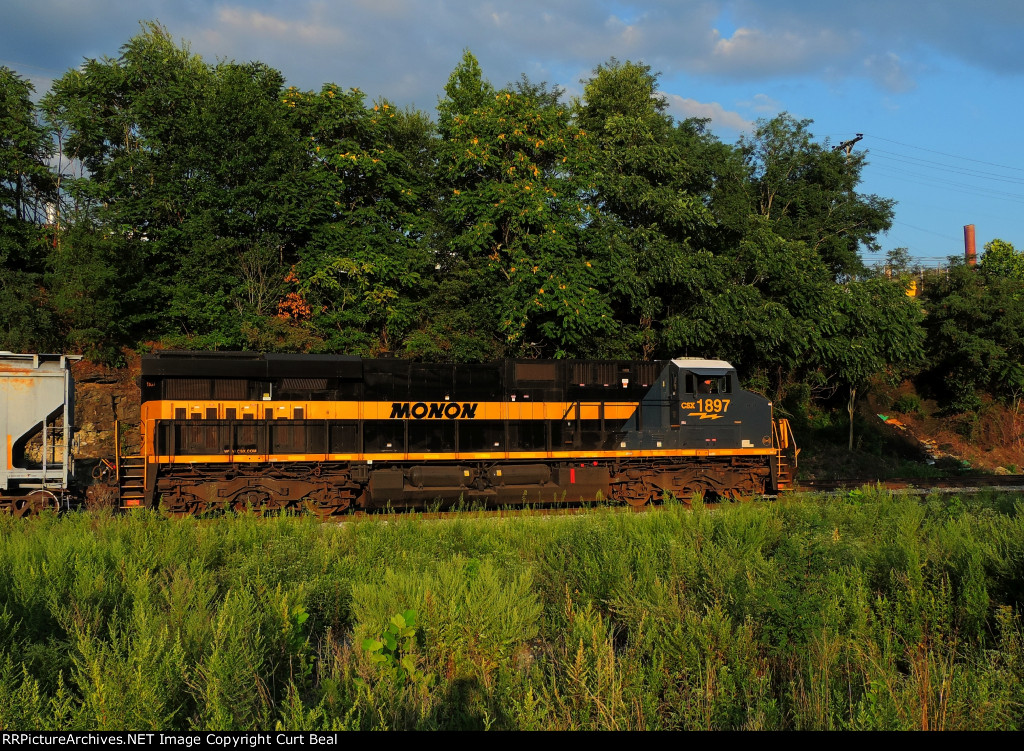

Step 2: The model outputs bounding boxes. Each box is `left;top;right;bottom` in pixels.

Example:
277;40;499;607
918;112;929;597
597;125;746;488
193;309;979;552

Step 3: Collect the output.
671;357;734;375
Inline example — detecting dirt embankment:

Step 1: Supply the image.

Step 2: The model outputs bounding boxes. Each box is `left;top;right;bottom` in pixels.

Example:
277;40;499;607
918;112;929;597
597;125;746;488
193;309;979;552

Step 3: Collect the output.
865;381;1024;474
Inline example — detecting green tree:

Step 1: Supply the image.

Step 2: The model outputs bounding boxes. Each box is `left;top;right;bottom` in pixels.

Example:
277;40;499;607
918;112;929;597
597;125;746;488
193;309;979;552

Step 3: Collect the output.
741;114;894;279
812;277;926;448
434;54;613;358
0;67;57;352
436;50;494;140
576;59;714;358
286;85;435;354
42;23;311;353
980;238;1024;281
921;263;1024;412
658;220;827;389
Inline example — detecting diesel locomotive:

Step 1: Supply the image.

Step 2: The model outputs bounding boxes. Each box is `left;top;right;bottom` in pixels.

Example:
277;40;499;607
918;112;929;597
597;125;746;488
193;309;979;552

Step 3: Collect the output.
91;351;797;515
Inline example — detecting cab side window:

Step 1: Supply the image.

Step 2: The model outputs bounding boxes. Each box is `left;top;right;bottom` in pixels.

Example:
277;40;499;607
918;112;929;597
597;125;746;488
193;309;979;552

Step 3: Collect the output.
697;377;716;394
688;374;733;394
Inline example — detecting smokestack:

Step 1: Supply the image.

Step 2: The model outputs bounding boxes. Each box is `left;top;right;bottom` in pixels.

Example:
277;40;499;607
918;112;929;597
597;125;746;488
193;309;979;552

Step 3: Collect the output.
964;224;977;267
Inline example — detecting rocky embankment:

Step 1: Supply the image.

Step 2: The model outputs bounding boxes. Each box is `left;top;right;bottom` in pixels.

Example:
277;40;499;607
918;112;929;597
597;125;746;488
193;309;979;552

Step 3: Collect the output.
73;367;140;460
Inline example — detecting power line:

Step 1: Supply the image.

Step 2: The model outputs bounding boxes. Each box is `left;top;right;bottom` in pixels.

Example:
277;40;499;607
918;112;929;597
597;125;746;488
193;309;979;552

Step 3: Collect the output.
862;133;1024;174
0;58;64;76
868;166;1024;204
868;150;1024;186
891;220;961;242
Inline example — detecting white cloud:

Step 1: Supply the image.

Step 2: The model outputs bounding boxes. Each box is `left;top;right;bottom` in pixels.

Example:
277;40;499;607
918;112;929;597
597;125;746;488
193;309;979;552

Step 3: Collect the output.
603;15;644;48
663;93;753;132
5;0;1023;120
738;93;781;113
216;5;342;45
703;25;855;77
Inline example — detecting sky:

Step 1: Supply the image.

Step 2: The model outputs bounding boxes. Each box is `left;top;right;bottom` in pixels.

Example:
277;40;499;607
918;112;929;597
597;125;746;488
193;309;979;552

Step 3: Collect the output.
3;0;1024;268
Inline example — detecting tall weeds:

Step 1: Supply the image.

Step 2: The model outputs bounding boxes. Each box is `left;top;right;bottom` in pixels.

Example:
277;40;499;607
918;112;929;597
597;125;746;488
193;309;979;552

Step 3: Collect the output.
0;491;1021;730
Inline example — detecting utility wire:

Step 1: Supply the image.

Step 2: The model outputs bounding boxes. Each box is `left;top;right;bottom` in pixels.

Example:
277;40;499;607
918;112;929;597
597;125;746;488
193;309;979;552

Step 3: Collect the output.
862;133;1024;174
868;166;1024;204
868;150;1024;186
891;220;961;242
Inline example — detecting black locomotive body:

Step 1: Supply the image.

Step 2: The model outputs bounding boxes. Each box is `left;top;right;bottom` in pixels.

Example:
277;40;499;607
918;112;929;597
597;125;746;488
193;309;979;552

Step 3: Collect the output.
118;352;797;514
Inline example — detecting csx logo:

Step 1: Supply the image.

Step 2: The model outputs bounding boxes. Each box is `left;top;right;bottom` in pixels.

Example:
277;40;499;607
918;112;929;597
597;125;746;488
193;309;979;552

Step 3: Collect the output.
390;402;479;419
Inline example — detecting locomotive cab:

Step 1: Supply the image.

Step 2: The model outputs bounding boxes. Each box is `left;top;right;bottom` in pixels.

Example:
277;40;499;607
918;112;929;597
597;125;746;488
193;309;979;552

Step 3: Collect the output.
617;358;775;455
671;358;775;451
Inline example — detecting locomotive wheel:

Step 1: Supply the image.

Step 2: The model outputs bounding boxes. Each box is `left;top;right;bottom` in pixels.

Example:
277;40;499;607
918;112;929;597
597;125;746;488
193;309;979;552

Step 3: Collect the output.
232;492;270;514
162;494;205;517
618;481;654;508
303;500;334;519
679;485;709;503
258;496;290;515
303;485;356;518
303;495;350;519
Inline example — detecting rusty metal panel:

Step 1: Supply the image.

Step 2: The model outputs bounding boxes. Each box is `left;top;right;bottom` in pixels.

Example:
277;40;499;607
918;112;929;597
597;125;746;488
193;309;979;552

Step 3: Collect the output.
0;353;81;492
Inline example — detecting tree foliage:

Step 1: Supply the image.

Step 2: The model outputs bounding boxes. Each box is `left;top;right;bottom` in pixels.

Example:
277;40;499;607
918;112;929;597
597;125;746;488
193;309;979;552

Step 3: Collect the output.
576;59;713;358
435;55;613;358
980;239;1024;282
287;85;434;354
741;114;894;279
42;23;310;353
921;263;1024;411
0;67;57;351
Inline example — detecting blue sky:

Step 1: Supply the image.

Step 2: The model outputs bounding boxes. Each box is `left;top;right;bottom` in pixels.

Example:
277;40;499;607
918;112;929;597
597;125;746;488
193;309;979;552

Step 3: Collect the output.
3;0;1023;267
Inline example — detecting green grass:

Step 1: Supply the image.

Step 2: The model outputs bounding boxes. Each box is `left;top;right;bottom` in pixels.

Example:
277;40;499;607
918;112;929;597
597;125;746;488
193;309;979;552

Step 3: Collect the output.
1;491;1022;730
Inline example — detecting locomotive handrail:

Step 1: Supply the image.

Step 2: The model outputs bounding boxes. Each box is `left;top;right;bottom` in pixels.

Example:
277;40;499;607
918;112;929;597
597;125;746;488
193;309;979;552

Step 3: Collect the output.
775;418;799;468
560;401;579;421
787;420;800;468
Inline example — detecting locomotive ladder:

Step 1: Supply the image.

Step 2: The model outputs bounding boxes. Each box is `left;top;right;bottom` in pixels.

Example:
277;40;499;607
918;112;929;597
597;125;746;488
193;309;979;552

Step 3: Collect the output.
773;418;799;491
114;419;146;508
118;455;146;508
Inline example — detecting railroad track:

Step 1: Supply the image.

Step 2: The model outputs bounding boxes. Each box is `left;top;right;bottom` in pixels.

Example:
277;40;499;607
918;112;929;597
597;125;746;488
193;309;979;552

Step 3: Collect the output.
14;475;1024;521
795;474;1024;494
338;476;1024;522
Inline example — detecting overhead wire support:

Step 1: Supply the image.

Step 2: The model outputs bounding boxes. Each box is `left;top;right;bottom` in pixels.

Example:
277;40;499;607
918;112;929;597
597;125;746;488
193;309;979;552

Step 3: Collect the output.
834;133;864;157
